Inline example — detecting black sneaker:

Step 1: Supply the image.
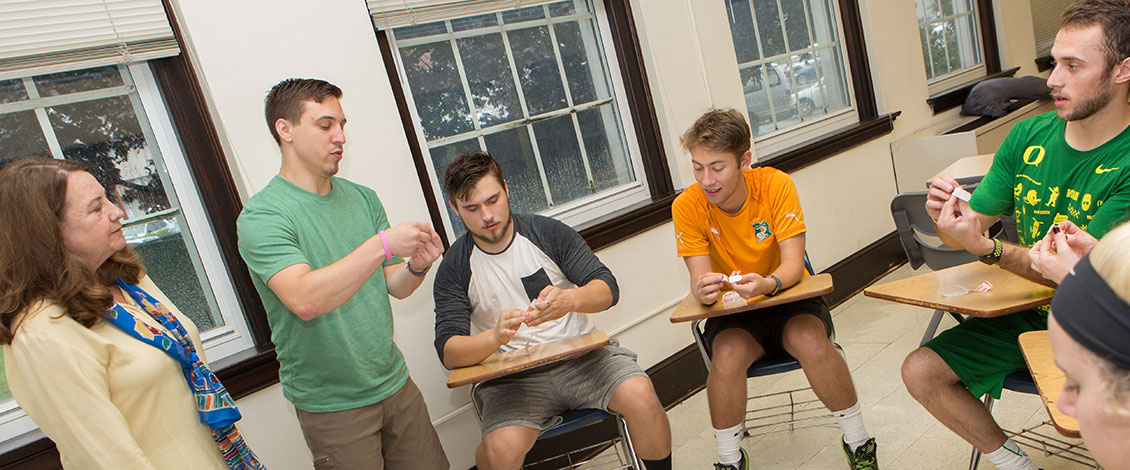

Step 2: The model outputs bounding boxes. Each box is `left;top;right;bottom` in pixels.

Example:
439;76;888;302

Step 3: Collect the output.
842;437;878;470
713;448;748;470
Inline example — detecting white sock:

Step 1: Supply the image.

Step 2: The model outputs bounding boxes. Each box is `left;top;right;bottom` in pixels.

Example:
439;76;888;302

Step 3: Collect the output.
832;403;870;451
713;424;742;465
985;438;1037;470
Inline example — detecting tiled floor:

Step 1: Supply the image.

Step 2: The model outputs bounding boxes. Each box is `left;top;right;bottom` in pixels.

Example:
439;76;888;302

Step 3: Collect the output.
660;264;1095;469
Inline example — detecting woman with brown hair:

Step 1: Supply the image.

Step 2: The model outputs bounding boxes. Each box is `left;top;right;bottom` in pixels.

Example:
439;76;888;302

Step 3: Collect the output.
0;158;264;469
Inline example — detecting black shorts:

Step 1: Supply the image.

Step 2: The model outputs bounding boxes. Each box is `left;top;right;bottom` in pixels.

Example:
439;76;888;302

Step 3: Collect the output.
701;296;834;359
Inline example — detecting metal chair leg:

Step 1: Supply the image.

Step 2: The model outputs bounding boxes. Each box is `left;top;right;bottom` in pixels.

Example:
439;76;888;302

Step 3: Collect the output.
616;414;642;470
920;309;945;346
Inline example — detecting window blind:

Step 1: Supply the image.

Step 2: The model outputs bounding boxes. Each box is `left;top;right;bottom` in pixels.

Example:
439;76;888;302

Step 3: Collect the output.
368;0;563;30
1029;0;1073;57
0;0;179;80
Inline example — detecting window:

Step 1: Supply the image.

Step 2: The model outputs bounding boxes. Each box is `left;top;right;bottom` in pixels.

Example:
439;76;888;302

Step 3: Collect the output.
0;63;255;443
916;0;983;87
725;0;856;153
1030;0;1073;66
386;0;647;238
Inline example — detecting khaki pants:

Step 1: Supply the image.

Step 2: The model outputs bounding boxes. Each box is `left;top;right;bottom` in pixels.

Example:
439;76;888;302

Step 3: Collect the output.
295;377;449;470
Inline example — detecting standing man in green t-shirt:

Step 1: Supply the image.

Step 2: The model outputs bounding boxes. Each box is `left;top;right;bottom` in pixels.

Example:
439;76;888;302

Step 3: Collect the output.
901;2;1130;469
237;78;449;469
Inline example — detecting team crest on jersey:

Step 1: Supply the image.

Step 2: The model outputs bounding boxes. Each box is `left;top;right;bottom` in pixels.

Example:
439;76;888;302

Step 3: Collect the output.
752;221;773;242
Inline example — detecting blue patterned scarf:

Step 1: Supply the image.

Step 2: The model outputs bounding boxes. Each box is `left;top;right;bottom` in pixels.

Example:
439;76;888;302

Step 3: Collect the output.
107;280;265;470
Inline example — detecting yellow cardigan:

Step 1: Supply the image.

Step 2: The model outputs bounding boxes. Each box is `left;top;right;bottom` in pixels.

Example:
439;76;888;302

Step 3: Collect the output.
4;276;230;469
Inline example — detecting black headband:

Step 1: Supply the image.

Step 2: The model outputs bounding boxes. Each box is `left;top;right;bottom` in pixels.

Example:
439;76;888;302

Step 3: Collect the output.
1051;254;1130;370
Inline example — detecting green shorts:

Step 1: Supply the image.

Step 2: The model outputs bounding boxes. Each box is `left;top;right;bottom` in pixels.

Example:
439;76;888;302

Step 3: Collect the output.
924;309;1047;399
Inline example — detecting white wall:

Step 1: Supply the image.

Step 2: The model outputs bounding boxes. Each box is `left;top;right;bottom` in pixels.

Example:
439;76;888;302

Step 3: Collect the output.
169;0;1042;468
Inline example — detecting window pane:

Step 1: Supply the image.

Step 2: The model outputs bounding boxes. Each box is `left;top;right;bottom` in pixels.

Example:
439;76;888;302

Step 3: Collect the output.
533;115;588;204
127;217;219;330
916;0;981;82
509;25;568;115
430;138;481;235
726;0;761;63
0;111;51;162
549;0;577;17
399;41;475;140
753;0;786;58
34;66;123;96
579;104;633;192
458;33;522;128
782;0;811;52
483;127;548;213
0;79;28;104
393;20;448;39
555;20;607;104
452;13;498;32
502;5;545;24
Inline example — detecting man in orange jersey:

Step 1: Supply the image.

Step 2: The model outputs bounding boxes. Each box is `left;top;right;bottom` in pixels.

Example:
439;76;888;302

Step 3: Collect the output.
672;109;875;470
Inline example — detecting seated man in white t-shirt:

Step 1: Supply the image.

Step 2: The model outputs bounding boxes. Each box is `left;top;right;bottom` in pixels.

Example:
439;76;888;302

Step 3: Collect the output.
432;150;671;470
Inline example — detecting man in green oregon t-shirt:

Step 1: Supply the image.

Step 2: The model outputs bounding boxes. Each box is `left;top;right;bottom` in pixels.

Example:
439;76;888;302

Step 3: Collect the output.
901;2;1130;470
237;78;449;469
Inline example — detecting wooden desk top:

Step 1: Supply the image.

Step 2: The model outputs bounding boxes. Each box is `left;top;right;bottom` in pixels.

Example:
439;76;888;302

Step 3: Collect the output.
1019;330;1081;438
863;262;1054;317
929;153;994;186
669;273;833;323
446;330;610;388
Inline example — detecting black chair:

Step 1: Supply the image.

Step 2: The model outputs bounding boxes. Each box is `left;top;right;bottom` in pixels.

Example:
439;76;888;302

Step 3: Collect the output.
469;382;641;469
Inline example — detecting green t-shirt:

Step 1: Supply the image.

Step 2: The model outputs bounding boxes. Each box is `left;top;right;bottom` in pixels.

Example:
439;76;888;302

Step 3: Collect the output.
237;176;408;412
971;111;1130;245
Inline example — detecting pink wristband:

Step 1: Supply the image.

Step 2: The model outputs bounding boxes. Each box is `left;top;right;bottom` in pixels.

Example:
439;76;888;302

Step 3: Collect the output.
378;231;393;261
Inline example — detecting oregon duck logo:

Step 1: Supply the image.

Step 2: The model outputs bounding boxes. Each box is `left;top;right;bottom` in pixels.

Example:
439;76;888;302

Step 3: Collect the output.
1023;146;1045;166
753;221;773;242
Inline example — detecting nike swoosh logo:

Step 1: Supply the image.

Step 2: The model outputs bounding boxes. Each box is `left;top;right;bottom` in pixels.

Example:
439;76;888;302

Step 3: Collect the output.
1096;165;1120;174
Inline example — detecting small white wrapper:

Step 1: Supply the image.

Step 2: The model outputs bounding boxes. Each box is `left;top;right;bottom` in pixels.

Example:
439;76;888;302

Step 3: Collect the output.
952;187;972;202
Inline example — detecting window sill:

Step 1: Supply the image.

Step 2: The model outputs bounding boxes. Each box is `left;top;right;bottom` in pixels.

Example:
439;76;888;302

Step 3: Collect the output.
755;112;900;174
926;66;1021;115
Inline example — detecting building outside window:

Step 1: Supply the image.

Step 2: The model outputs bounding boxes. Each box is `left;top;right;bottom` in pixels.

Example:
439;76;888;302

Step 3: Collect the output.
386;0;647;237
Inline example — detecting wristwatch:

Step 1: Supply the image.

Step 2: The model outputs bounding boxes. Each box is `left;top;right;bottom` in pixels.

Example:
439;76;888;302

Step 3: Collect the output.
979;239;1003;265
766;275;782;297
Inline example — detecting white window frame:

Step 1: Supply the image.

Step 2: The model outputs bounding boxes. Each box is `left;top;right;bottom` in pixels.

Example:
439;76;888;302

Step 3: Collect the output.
917;0;985;93
388;0;649;239
727;0;860;158
0;63;254;448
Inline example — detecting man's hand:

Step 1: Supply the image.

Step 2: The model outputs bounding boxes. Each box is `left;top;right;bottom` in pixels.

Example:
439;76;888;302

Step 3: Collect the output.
935;192;995;256
926;173;962;222
384;221;436;259
730;272;775;299
694;272;727;305
1029;221;1098;284
408;227;444;272
527;286;575;326
493;308;529;346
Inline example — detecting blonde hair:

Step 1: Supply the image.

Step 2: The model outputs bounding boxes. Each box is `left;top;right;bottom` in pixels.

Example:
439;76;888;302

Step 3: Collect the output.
1084;220;1130;414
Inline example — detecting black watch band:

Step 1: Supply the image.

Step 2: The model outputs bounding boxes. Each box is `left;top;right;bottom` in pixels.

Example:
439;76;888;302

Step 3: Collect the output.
979;239;1003;265
766;275;782;296
406;260;431;277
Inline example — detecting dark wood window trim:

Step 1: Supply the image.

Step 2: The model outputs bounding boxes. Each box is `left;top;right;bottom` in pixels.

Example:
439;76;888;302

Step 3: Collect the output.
926;65;1020;114
756;112;899;174
924;0;1005;114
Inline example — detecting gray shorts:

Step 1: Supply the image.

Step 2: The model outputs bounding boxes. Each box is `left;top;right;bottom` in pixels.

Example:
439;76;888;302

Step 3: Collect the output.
472;340;647;436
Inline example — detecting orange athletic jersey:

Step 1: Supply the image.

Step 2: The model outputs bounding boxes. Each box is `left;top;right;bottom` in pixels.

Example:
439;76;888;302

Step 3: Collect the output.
672;167;807;277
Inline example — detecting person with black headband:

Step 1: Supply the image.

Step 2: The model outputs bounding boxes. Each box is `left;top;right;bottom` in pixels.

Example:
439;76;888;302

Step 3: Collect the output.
1048;221;1130;470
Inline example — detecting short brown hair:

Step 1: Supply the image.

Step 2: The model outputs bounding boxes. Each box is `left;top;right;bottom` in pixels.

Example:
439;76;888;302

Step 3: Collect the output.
1060;0;1130;71
264;78;343;144
443;150;506;203
680;108;751;159
0;158;143;344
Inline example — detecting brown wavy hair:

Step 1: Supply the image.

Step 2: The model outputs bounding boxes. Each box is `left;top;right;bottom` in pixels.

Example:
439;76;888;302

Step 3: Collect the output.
680;108;752;161
0;158;144;344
